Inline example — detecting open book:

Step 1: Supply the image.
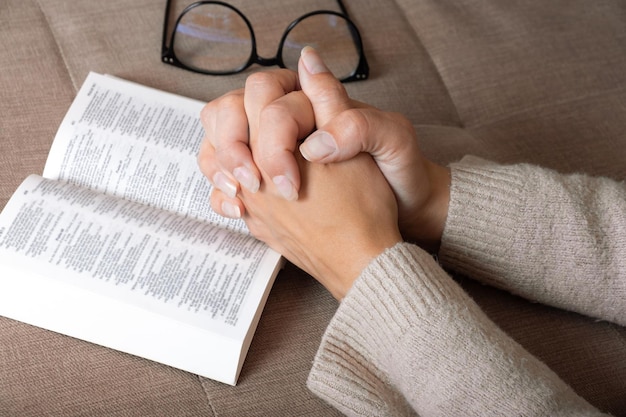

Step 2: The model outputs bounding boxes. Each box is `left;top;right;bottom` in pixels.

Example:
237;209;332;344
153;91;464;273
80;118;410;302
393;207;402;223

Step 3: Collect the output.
0;73;283;385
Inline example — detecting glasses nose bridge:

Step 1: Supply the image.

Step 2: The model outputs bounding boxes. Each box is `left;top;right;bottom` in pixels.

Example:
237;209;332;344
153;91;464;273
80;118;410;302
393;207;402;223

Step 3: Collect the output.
255;55;280;68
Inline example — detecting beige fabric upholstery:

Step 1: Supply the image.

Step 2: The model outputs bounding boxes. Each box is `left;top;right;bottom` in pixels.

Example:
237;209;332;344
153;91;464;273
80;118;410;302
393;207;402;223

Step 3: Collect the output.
1;0;624;415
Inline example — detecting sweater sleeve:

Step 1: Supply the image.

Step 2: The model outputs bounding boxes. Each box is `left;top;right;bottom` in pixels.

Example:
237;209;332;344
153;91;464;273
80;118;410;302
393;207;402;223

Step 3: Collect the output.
439;157;626;326
307;243;607;417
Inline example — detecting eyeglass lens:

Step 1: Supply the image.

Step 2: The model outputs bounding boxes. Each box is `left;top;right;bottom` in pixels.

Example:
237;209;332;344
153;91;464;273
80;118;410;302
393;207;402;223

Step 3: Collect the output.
174;4;252;73
172;3;361;80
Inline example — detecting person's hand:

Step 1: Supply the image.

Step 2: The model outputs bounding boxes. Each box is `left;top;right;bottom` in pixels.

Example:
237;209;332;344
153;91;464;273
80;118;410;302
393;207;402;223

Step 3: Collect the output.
198;47;451;249
199;64;402;299
198;67;310;213
241;150;402;300
295;48;450;249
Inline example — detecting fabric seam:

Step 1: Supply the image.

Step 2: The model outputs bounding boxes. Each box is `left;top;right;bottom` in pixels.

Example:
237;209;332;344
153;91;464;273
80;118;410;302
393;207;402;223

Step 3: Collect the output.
34;0;79;92
388;0;464;128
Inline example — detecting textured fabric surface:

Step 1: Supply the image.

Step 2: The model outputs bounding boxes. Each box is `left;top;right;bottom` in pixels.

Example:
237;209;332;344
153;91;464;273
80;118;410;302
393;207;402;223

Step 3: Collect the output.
309;242;608;416
1;0;625;415
397;0;626;178
443;157;626;325
395;0;626;129
0;318;213;416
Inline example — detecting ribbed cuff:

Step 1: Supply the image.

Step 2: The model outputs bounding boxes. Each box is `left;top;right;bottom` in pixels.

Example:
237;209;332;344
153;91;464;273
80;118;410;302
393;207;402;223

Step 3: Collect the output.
439;156;534;288
307;242;469;415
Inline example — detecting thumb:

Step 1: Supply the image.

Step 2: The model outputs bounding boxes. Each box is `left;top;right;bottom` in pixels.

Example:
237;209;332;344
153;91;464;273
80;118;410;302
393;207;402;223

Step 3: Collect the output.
298;46;352;127
298;46;373;163
300;107;416;168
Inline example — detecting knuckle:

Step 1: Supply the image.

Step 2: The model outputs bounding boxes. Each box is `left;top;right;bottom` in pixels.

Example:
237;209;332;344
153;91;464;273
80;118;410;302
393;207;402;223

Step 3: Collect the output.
245;69;295;91
339;108;370;141
197;140;226;179
216;92;244;111
199;101;215;121
245;72;276;92
199;103;216;130
197;152;214;178
342;107;368;126
316;81;348;105
201;91;243;122
259;101;291;125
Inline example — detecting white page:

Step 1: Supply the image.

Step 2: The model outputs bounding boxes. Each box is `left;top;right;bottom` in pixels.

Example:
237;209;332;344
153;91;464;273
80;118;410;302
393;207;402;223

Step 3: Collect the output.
43;72;246;234
0;175;282;342
0;259;246;384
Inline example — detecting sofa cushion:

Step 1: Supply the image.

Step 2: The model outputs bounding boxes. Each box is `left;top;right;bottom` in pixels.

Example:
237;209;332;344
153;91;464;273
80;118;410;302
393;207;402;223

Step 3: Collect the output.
1;0;625;415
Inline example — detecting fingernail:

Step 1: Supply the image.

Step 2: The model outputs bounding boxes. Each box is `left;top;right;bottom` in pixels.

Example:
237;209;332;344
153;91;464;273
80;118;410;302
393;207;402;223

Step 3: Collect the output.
221;201;241;218
273;175;298;201
233;166;260;193
213;171;237;199
300;131;337;161
301;46;330;75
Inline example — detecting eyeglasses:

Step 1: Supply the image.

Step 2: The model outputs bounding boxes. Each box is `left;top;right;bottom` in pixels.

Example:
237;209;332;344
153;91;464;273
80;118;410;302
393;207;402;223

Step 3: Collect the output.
161;0;369;82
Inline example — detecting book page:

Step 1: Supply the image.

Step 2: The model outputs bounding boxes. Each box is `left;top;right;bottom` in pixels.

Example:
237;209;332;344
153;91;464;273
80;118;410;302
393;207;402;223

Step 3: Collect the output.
43;72;246;234
0;175;281;340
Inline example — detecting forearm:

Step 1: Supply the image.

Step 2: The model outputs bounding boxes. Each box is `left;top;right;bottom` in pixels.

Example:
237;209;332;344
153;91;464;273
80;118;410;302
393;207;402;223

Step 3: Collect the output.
308;243;606;416
439;157;626;325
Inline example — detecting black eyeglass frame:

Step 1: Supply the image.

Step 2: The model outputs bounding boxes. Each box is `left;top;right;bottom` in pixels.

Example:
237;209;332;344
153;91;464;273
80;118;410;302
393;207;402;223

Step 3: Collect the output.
161;0;369;82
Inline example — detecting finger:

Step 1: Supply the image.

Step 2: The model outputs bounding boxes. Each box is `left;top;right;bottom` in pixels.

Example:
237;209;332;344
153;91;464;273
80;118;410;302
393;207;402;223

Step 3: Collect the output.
298;46;352;127
201;89;245;149
243;69;300;140
300;108;420;184
254;90;316;200
198;137;240;198
243;69;304;200
209;188;245;219
199;90;261;194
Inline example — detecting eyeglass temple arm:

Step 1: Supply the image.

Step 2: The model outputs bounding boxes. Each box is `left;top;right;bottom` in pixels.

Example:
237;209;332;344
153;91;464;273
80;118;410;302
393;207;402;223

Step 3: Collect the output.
336;0;349;17
162;0;174;54
335;0;369;81
335;0;362;51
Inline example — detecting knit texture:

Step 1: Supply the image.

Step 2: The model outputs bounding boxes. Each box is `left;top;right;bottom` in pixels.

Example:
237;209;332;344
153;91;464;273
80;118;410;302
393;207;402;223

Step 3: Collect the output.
308;158;625;416
308;243;606;416
441;157;626;325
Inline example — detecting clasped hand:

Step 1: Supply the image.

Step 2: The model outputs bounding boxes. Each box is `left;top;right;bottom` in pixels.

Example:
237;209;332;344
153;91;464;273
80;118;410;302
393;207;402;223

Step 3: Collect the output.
198;47;450;299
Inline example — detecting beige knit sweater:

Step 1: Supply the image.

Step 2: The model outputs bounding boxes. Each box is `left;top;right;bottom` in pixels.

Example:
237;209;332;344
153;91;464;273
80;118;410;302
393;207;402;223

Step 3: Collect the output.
308;157;625;416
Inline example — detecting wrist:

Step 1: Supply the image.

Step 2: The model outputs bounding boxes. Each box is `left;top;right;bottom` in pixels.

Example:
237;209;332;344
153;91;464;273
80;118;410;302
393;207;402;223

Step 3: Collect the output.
402;162;451;252
325;231;403;301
